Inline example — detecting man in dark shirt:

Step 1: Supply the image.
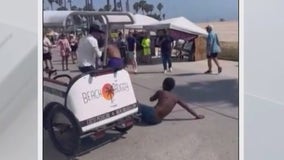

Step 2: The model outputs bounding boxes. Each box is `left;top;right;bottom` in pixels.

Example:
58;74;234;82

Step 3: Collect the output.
126;32;138;73
159;29;174;73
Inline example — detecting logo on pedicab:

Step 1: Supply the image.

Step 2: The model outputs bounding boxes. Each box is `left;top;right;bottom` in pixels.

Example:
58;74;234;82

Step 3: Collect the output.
102;83;114;100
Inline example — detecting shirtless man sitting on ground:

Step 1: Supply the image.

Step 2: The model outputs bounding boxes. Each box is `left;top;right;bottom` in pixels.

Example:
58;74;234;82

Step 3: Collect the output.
138;77;205;125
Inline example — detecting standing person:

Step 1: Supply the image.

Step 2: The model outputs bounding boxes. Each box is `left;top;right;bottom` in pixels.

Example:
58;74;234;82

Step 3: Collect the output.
159;29;174;74
43;31;56;70
116;32;128;67
141;32;151;64
204;24;222;74
57;34;71;71
133;31;143;64
106;44;124;69
138;77;205;125
126;32;138;73
69;34;78;64
76;24;105;73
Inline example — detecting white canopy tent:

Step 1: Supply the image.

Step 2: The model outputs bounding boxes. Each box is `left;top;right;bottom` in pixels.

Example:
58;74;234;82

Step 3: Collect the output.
110;14;159;30
143;16;208;37
124;14;159;29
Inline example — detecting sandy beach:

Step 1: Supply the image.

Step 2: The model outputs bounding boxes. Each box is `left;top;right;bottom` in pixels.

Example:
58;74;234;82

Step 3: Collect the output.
197;21;238;42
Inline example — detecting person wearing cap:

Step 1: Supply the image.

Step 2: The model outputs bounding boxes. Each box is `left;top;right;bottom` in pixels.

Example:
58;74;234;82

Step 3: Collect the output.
76;24;105;73
204;24;222;74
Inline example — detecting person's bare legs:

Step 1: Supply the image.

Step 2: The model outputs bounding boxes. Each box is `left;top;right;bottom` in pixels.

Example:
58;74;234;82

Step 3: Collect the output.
130;57;138;73
205;58;212;73
65;56;69;70
61;57;65;71
44;60;49;69
212;57;222;73
48;59;53;69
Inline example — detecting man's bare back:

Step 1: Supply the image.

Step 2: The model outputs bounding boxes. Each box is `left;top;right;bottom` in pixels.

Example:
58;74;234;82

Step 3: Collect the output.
150;90;204;121
138;77;204;125
150;90;178;120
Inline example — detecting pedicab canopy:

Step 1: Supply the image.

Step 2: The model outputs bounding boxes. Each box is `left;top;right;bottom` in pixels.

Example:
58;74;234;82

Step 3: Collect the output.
44;11;135;65
44;11;135;28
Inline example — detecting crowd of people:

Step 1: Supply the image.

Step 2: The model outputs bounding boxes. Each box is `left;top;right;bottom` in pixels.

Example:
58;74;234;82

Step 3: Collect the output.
43;23;222;75
42;24;226;125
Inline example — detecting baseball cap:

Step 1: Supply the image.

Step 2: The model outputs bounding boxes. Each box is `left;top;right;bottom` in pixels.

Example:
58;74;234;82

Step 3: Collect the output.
206;24;213;29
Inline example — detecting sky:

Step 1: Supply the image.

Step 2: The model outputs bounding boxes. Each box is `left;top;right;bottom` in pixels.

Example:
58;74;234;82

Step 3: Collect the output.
43;0;238;22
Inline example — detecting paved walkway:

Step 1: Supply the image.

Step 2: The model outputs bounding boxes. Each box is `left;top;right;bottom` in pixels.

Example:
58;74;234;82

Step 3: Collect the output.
44;50;238;160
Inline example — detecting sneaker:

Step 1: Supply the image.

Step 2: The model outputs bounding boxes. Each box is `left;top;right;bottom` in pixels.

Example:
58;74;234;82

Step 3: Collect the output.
204;70;212;74
218;67;222;73
169;68;173;72
164;70;167;74
134;69;138;73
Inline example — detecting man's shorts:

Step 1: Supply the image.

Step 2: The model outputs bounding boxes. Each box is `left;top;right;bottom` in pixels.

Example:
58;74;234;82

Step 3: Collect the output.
207;52;218;58
127;51;136;59
43;52;52;61
138;104;161;125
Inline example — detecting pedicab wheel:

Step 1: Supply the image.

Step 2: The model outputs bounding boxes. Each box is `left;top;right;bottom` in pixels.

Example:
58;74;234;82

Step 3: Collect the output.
47;106;81;156
114;117;134;133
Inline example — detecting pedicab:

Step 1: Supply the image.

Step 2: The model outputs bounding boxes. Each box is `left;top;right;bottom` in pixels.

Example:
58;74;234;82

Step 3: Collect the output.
43;11;138;156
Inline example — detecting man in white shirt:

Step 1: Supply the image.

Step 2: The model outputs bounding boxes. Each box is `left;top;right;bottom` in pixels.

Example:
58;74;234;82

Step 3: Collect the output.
76;24;105;73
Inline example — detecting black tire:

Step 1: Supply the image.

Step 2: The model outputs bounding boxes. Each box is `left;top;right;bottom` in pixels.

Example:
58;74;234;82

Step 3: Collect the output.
114;117;134;133
47;106;81;156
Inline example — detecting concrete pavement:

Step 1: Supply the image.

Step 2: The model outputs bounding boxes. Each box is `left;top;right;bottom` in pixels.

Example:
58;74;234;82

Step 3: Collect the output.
43;52;238;160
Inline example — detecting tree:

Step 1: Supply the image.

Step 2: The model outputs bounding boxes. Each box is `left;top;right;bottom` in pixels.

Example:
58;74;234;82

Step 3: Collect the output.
133;2;139;13
104;4;112;11
157;2;163;15
48;0;54;10
57;6;68;10
70;5;77;10
126;0;130;12
117;0;122;11
162;13;166;20
146;4;154;14
139;0;147;14
113;0;117;11
148;13;161;21
67;0;72;9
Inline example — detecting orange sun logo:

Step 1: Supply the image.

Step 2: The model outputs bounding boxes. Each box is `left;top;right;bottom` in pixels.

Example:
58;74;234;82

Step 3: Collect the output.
102;83;114;100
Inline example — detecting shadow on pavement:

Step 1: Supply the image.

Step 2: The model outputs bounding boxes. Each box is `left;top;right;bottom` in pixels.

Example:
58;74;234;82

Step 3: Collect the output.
174;79;239;107
172;73;204;77
136;71;163;74
163;118;197;121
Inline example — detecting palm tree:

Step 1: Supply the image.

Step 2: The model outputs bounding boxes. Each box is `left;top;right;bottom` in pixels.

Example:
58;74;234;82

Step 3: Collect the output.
119;0;123;11
113;0;117;11
48;0;54;10
148;4;154;14
157;2;163;15
104;4;112;11
133;2;139;13
138;0;147;14
67;0;72;10
126;0;130;12
70;5;77;10
63;0;67;8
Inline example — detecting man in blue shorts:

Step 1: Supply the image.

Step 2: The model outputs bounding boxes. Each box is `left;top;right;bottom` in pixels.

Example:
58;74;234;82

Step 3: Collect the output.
204;24;222;74
126;32;138;73
138;77;204;125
